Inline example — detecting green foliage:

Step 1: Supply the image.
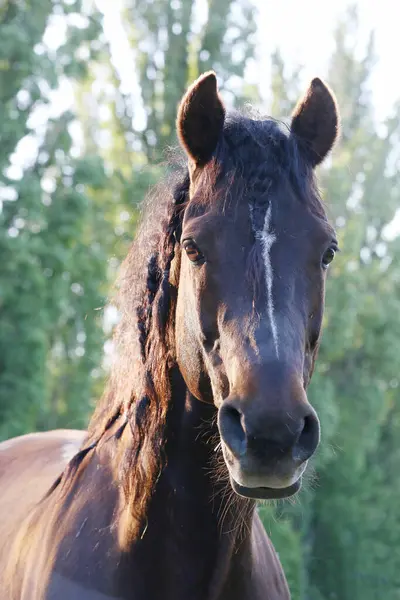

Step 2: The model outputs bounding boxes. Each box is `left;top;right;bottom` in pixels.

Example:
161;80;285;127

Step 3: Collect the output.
121;0;257;157
0;0;111;436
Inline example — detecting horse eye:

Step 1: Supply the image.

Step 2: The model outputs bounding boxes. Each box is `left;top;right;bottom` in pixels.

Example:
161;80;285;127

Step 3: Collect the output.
322;247;336;269
183;241;203;264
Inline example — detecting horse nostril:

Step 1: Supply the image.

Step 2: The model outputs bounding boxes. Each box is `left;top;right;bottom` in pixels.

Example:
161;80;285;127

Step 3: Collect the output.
293;412;320;462
218;404;247;459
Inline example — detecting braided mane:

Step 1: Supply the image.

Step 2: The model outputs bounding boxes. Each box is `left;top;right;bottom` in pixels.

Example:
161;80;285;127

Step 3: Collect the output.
85;167;190;538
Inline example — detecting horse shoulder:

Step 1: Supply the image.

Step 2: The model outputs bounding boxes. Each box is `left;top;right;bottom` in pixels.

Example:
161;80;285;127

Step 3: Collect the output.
0;430;86;582
9;439;122;599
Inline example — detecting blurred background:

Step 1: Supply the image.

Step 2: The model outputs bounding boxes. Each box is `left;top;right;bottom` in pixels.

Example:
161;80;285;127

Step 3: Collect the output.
1;0;399;598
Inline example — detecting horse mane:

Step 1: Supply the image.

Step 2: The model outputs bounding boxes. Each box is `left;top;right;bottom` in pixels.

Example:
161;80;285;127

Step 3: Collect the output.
49;110;325;541
81;159;189;538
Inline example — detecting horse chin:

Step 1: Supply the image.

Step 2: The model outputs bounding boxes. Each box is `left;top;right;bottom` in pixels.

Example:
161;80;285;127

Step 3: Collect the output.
230;476;302;500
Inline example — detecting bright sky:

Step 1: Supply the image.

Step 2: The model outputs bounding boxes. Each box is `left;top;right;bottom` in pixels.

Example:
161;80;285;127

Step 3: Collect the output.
254;0;400;122
251;0;400;237
4;0;400;231
98;0;400;239
99;0;400;122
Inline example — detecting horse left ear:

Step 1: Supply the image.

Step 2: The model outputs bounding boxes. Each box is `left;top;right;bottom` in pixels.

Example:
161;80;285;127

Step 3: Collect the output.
291;78;339;167
177;71;225;166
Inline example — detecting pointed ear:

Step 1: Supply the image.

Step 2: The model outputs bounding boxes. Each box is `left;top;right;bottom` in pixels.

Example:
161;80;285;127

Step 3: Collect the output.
291;78;339;167
176;71;225;166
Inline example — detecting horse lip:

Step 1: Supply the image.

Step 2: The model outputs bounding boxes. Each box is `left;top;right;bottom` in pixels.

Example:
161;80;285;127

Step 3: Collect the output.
230;476;302;500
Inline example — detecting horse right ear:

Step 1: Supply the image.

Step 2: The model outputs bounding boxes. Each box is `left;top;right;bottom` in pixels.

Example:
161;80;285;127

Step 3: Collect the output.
177;71;225;166
291;78;339;167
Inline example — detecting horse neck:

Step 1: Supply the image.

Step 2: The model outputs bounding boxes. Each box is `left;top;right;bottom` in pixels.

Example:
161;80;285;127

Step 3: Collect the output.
120;366;256;599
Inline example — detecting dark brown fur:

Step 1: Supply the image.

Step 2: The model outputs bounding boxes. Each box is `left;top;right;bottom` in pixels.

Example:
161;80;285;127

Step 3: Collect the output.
0;72;339;600
291;78;340;166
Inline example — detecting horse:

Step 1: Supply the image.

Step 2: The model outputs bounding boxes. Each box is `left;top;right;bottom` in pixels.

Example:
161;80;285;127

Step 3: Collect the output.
0;71;339;599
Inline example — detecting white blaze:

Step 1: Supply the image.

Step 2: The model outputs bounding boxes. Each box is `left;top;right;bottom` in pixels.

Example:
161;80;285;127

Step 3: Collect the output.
254;204;279;358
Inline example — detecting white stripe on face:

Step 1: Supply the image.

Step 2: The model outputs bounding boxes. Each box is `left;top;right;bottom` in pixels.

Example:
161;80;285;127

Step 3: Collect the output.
254;204;279;358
